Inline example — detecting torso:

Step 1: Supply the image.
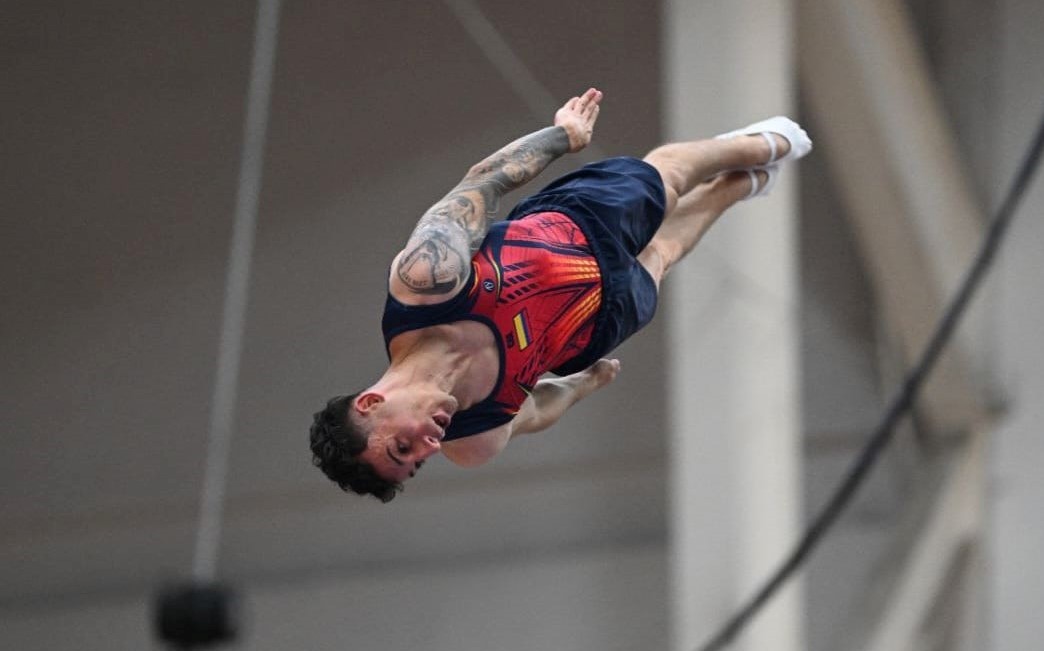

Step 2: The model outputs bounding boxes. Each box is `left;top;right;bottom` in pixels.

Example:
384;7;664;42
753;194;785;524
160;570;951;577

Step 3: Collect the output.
385;321;500;411
383;212;602;440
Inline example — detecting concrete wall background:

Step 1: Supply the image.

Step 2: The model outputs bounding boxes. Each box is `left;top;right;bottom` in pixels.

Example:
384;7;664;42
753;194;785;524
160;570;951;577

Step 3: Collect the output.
991;0;1044;648
2;0;1042;649
2;545;667;651
0;2;669;648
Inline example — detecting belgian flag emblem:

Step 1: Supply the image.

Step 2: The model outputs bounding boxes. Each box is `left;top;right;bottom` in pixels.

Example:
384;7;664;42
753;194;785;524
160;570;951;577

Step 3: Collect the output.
512;309;532;351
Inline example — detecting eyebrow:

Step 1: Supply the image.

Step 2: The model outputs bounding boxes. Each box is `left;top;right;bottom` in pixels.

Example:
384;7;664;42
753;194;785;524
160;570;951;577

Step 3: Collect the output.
385;446;404;466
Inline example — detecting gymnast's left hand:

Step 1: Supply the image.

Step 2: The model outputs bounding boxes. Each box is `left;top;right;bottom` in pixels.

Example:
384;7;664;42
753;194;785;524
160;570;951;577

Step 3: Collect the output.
584;358;620;390
555;87;602;153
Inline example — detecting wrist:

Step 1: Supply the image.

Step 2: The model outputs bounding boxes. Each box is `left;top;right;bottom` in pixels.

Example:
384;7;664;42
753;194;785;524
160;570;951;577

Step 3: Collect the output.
551;124;582;153
546;125;573;155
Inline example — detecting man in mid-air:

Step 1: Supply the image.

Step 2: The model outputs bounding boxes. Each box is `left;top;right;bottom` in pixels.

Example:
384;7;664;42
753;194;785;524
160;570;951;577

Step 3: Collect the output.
310;88;811;502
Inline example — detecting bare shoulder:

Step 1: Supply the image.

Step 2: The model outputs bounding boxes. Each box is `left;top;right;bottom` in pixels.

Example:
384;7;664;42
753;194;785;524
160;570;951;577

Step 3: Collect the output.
441;424;512;467
389;226;471;305
388;245;468;306
388;186;488;305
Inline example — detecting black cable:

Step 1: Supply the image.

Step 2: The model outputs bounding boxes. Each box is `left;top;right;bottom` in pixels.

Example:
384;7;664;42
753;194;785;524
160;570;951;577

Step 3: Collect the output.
696;103;1044;651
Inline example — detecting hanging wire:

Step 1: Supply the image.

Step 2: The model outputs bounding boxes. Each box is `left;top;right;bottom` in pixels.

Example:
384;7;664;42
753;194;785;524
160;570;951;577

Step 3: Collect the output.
696;101;1044;651
192;0;282;582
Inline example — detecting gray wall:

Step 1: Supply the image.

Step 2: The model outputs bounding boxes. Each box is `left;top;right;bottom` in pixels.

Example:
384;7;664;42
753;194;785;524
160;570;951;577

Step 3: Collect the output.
1;1;668;648
2;545;667;651
4;0;1041;649
991;0;1044;648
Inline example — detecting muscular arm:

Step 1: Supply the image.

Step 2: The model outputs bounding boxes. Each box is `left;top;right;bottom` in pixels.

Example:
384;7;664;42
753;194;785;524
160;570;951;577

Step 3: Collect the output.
441;359;620;468
512;358;620;436
392;127;571;298
391;88;603;302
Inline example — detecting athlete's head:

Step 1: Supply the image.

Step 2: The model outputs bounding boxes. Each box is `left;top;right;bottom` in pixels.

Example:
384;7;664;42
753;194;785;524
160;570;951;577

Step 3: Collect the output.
309;393;402;502
309;386;454;502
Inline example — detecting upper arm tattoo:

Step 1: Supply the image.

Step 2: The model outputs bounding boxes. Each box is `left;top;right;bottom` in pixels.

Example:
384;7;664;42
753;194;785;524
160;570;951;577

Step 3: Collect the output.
396;229;468;294
396;126;570;295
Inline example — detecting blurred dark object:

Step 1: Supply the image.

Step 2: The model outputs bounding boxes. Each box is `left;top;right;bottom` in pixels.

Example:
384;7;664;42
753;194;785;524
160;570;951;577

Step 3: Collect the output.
154;582;240;648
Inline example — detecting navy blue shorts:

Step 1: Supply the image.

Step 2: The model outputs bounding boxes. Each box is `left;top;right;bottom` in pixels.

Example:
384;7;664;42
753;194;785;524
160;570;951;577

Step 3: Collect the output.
505;156;667;375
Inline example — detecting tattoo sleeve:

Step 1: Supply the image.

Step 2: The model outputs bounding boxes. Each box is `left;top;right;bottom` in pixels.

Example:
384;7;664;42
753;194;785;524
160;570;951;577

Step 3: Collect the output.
395;126;571;294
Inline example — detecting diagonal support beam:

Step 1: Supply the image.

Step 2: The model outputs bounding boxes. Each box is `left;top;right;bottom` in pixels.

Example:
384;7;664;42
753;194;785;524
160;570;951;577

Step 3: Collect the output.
858;430;986;651
797;0;988;432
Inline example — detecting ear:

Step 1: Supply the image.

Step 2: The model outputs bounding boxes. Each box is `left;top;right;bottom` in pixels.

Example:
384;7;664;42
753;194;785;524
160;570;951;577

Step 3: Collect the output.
354;391;384;415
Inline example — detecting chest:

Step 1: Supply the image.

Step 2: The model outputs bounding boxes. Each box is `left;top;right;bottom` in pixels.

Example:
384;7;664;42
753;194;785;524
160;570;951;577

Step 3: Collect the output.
388;321;500;408
471;225;601;359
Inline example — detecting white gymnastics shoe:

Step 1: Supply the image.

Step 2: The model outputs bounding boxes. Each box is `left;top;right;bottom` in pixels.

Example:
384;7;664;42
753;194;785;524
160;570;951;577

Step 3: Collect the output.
716;116;813;165
743;165;779;200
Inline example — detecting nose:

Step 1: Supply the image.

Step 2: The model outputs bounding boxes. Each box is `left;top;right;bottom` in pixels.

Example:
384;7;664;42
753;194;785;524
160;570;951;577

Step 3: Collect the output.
422;435;441;453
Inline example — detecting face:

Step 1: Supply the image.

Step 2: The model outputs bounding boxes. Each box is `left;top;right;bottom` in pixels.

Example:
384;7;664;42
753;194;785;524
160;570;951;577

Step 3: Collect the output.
354;386;457;484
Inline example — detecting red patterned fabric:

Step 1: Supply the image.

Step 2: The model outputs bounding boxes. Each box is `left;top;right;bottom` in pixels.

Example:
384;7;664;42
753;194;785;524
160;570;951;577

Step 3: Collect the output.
381;211;603;439
470;211;601;412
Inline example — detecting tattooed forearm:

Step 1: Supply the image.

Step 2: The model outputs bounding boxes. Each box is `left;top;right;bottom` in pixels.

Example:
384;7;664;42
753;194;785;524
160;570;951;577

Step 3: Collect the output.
451;126;569;247
467;126;570;204
396;126;571;294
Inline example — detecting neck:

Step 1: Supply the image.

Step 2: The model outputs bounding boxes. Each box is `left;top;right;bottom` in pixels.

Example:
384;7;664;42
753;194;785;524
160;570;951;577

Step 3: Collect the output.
377;336;469;397
380;322;499;409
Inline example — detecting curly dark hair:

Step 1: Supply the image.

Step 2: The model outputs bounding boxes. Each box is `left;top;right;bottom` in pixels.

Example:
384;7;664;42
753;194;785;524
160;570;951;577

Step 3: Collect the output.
309;393;403;503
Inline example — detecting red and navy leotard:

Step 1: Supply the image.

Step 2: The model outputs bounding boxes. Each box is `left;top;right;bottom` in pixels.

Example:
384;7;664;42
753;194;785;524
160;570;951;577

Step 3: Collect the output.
382;212;602;440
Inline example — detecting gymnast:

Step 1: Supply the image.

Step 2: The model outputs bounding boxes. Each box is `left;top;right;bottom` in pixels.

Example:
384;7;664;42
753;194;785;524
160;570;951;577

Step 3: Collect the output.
310;88;811;502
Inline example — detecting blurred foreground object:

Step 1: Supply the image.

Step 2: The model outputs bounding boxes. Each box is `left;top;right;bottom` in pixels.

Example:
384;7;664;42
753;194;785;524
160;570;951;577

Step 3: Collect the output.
154;582;240;649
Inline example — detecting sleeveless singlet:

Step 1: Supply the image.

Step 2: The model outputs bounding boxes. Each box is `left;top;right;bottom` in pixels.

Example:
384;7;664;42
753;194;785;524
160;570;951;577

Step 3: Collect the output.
382;212;602;440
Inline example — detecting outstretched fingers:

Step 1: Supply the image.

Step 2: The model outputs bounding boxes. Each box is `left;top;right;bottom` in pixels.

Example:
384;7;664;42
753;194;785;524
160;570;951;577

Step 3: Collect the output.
579;88;602;112
555;87;603;153
580;89;602;126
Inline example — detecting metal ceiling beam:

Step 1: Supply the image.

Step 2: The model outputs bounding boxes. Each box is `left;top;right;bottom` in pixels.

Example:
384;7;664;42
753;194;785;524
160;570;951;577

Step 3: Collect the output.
858;431;986;651
797;0;988;432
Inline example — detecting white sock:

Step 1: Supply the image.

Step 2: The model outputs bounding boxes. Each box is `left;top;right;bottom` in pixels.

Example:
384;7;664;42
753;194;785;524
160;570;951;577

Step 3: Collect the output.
715;116;813;165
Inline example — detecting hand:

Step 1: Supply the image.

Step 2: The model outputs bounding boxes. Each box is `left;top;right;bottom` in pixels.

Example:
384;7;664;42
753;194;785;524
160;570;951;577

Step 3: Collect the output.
555;88;603;153
584;358;620;390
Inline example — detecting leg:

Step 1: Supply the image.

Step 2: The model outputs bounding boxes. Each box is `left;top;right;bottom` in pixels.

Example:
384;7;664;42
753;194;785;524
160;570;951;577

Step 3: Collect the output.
643;134;790;214
637;170;767;288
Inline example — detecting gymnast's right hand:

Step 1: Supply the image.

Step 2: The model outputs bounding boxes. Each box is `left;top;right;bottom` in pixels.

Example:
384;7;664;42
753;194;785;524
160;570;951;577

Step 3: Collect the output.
555;87;602;153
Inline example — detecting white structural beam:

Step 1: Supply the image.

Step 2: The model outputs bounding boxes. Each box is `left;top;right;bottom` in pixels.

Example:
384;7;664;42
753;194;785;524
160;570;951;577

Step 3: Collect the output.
665;2;804;650
859;431;986;651
797;0;988;432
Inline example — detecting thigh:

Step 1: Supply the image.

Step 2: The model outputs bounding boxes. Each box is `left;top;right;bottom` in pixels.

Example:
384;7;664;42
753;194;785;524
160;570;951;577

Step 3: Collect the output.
637;243;667;290
508;157;667;256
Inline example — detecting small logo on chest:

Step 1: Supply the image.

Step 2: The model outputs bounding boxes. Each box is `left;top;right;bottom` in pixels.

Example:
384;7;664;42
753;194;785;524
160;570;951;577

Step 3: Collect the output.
512;309;531;351
482;279;495;292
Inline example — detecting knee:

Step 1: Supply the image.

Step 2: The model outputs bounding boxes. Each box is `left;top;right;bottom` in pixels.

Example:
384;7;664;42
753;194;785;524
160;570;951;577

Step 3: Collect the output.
643;144;678;178
638;239;678;289
644;142;704;194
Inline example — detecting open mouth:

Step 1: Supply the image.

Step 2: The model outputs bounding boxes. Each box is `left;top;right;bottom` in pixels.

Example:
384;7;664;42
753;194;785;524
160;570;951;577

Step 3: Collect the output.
433;413;450;431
